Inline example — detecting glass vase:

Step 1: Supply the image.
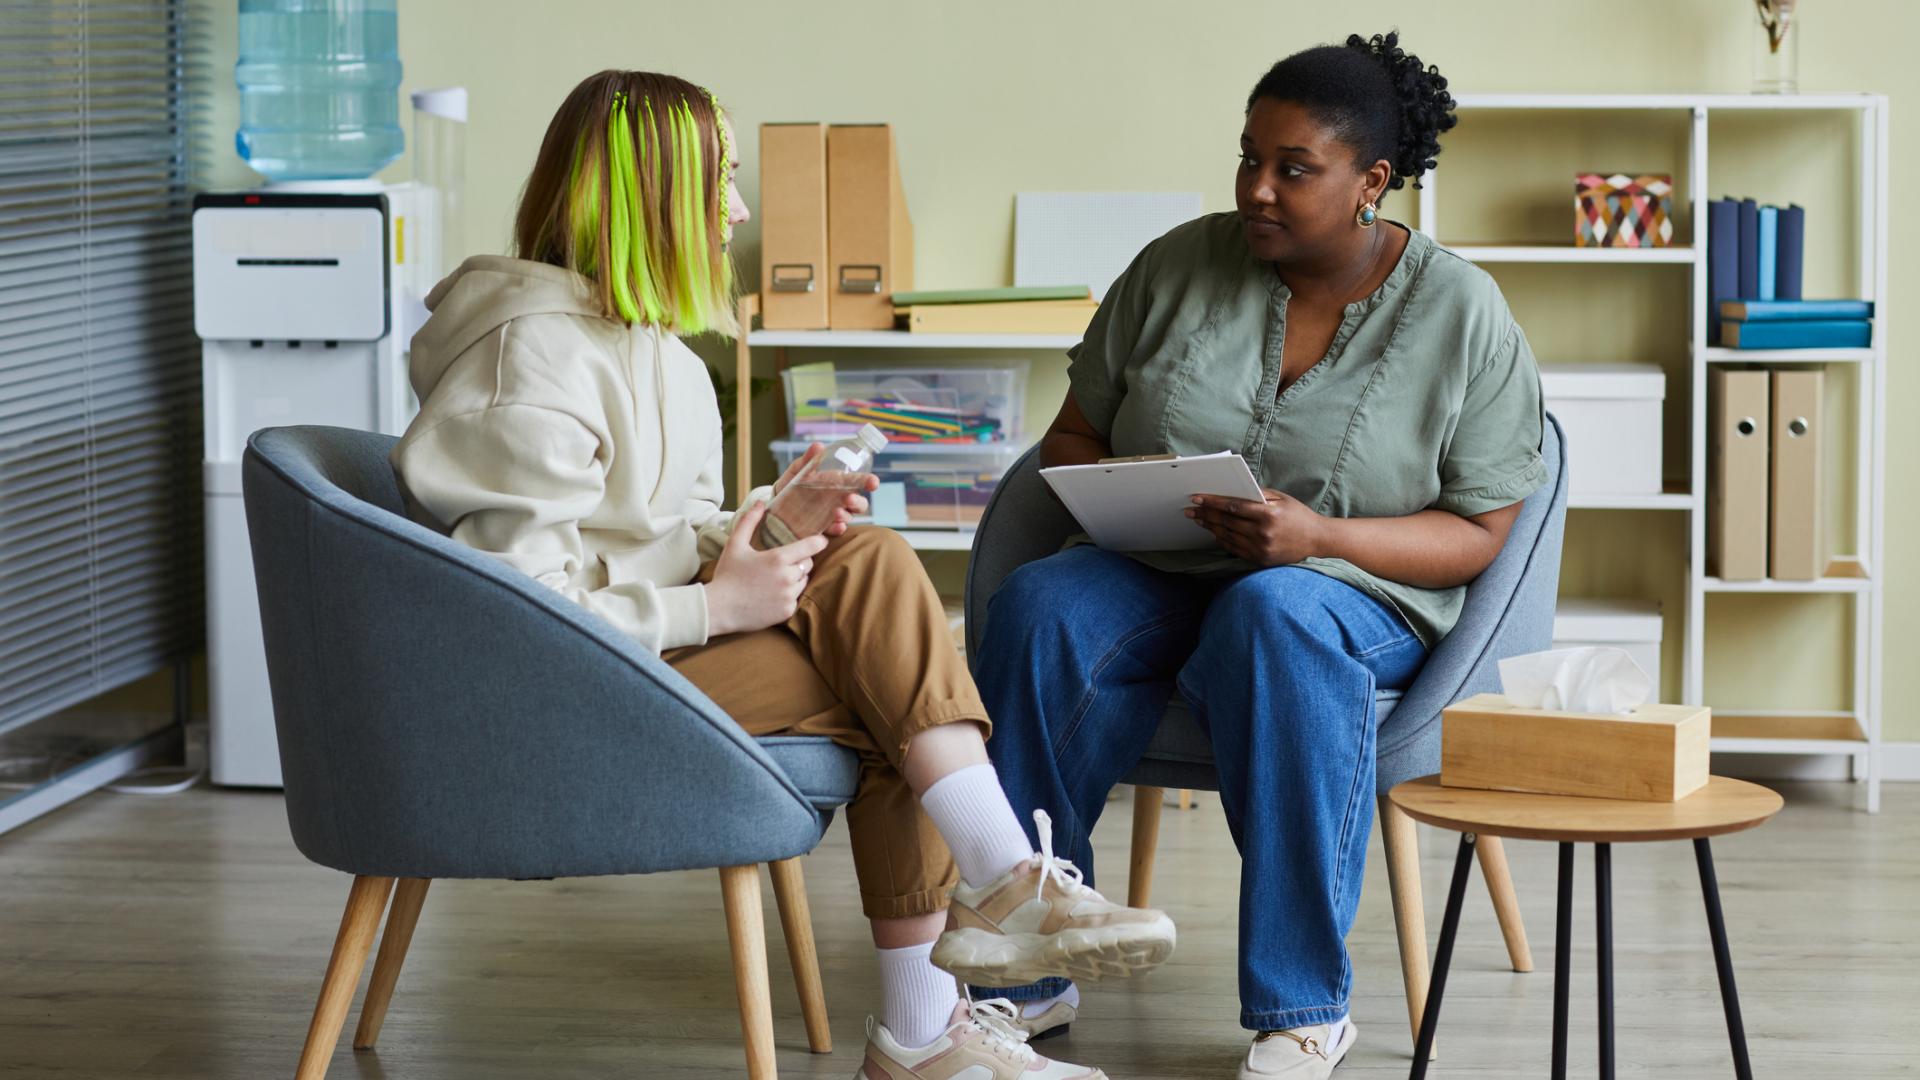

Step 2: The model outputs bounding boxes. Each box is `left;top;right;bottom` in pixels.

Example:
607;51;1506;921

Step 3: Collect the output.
1752;0;1800;94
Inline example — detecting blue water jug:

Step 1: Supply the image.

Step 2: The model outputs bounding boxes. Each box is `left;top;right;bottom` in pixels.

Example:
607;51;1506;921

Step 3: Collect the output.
235;0;404;180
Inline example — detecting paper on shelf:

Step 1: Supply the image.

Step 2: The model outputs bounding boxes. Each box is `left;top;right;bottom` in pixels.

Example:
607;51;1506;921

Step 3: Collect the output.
1496;646;1652;715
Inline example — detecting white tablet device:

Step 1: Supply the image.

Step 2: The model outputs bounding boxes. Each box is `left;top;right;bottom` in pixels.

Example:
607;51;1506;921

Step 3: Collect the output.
1040;451;1266;551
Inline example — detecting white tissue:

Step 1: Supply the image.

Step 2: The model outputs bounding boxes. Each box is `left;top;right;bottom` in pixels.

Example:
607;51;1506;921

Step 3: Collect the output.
1497;646;1653;715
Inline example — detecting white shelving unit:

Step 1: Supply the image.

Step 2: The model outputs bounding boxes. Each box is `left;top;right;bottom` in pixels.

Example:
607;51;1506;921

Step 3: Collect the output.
1418;93;1889;811
729;294;1060;554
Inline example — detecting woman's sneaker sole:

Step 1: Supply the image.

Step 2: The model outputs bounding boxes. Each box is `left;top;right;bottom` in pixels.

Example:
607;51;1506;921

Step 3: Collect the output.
931;917;1176;985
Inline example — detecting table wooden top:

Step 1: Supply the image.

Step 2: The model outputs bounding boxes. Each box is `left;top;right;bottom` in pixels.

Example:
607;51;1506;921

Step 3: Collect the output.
1387;775;1784;843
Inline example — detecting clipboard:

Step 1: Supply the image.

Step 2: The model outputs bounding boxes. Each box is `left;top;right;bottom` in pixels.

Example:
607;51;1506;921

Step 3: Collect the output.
1040;451;1265;551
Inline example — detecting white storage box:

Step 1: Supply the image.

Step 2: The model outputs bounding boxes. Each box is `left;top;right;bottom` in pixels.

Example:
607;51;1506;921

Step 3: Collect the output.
1539;363;1665;496
1552;597;1664;692
781;363;1028;446
771;439;1024;531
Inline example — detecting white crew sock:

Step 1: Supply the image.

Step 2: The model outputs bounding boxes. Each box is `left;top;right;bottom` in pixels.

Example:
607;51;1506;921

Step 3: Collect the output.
919;763;1037;888
877;941;961;1049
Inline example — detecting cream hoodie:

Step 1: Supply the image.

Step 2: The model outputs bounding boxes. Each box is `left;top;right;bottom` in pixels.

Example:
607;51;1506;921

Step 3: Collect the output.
391;256;768;653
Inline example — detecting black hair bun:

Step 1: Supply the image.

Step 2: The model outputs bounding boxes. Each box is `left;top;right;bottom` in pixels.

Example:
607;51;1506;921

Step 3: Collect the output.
1345;31;1456;190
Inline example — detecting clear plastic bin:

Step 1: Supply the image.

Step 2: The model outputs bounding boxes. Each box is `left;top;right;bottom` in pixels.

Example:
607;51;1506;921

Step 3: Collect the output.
770;440;1024;531
780;364;1028;446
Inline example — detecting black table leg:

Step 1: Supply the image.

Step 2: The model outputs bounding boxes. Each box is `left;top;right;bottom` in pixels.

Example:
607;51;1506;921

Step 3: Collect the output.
1596;842;1615;1080
1553;842;1574;1080
1409;832;1477;1080
1696;838;1755;1080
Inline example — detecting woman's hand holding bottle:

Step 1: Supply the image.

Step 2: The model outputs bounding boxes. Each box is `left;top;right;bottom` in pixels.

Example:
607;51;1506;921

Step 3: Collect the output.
706;502;830;636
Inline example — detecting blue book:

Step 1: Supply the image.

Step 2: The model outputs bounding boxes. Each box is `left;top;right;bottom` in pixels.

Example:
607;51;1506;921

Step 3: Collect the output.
1776;204;1805;300
1708;199;1739;344
1737;198;1759;299
1757;206;1778;301
1719;299;1874;321
1721;319;1871;349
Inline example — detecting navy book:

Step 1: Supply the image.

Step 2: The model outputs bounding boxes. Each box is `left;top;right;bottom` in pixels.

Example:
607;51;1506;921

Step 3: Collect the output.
1737;198;1760;299
1709;199;1739;344
1775;204;1805;301
1719;299;1873;321
1720;319;1871;349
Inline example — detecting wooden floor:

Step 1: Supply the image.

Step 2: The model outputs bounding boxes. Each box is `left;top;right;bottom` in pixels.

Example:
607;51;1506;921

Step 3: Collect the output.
0;780;1913;1079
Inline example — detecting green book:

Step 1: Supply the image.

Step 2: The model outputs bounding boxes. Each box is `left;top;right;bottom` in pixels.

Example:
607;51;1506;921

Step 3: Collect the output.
890;285;1091;306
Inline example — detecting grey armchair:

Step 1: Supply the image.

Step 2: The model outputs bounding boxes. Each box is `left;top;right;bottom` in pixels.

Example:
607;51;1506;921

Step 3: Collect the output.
964;414;1570;1051
242;425;858;1080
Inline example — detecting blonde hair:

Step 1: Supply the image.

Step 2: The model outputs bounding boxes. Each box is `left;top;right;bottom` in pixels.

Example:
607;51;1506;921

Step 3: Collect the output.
514;70;737;336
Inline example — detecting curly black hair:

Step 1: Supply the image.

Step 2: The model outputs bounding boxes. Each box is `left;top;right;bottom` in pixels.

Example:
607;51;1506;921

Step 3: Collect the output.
1245;31;1457;195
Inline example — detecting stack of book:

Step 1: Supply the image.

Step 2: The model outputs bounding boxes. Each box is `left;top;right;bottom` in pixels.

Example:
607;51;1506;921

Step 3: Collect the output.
892;285;1098;335
1718;299;1874;349
1708;196;1873;349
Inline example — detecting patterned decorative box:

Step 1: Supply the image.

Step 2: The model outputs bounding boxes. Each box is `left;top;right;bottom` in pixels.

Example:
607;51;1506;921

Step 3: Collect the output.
1574;173;1674;248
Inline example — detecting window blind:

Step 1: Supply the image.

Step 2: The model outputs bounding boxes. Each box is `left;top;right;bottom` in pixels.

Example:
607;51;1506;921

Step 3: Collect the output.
0;0;207;732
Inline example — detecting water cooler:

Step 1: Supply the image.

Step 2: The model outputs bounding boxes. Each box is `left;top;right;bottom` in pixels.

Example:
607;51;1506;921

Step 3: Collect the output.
192;1;466;786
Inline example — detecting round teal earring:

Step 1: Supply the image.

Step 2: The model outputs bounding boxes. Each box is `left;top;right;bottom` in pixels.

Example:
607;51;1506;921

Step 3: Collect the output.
1356;202;1378;228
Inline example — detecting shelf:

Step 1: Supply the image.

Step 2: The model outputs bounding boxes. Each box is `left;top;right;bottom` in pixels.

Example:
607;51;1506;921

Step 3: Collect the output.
1568;483;1693;511
1440;244;1695;264
1711;712;1867;755
1700;346;1873;364
1703;558;1871;594
747;329;1080;350
1454;92;1883;112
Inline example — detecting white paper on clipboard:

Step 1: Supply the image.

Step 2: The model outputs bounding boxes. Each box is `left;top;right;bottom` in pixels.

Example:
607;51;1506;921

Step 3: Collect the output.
1040;451;1266;551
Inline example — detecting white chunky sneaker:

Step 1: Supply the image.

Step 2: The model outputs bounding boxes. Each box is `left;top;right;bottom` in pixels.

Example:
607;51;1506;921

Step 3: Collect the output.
932;810;1176;986
857;996;1106;1079
1237;1018;1357;1079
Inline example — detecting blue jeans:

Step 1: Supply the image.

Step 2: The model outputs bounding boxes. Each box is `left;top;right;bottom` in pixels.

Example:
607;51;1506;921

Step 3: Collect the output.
972;545;1427;1031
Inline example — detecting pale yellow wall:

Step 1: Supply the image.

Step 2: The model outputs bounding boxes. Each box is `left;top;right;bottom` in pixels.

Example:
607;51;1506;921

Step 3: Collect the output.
199;0;1918;738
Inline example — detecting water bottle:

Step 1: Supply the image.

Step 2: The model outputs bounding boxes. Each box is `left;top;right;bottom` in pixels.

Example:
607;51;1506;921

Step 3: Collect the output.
235;0;405;180
756;425;888;550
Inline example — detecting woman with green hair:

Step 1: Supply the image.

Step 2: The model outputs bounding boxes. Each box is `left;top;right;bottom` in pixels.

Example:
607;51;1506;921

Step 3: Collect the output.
391;70;1171;1079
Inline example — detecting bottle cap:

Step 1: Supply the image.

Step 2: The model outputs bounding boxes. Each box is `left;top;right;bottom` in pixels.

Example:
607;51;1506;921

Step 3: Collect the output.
855;423;888;455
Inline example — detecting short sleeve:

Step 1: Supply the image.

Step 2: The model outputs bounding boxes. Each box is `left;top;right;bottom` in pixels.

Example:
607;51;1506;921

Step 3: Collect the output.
1433;323;1549;517
1065;244;1153;436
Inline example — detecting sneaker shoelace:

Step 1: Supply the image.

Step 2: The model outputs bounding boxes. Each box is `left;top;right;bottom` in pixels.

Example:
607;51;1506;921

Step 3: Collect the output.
964;993;1037;1064
1030;808;1090;903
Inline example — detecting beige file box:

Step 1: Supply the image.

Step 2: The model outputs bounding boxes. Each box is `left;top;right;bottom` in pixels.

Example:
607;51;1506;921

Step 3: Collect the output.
1441;693;1711;802
827;124;913;329
1769;370;1825;580
759;123;829;330
1707;368;1770;580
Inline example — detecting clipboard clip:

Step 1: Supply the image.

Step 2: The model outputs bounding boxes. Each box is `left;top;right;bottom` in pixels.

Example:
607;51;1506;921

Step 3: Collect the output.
1096;453;1178;465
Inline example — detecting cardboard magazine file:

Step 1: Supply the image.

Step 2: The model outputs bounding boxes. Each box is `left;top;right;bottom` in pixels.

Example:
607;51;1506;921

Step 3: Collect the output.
759;122;829;329
827;123;913;329
1440;693;1710;802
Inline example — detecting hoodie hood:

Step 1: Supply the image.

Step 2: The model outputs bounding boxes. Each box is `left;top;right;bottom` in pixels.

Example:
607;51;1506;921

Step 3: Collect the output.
409;255;610;398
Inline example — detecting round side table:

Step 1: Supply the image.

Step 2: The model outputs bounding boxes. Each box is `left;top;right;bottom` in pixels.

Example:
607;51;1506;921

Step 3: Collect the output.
1387;775;1783;1080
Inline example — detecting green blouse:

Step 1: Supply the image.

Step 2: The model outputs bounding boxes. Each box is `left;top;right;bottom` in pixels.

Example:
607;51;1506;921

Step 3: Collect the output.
1066;214;1548;647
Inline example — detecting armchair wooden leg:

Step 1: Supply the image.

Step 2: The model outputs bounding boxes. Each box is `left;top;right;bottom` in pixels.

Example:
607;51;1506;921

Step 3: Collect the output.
1476;835;1534;973
295;875;394;1080
1378;796;1435;1061
1129;786;1165;908
353;877;431;1050
768;858;832;1054
720;865;777;1080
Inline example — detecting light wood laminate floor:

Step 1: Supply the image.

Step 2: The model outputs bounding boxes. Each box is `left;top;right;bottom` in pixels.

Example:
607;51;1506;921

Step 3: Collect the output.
1;781;1913;1078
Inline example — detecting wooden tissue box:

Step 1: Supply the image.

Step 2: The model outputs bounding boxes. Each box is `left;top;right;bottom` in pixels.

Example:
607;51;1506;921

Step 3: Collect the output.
1441;693;1710;802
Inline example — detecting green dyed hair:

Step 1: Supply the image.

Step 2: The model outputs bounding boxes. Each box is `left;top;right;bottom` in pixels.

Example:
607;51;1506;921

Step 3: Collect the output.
516;71;738;336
